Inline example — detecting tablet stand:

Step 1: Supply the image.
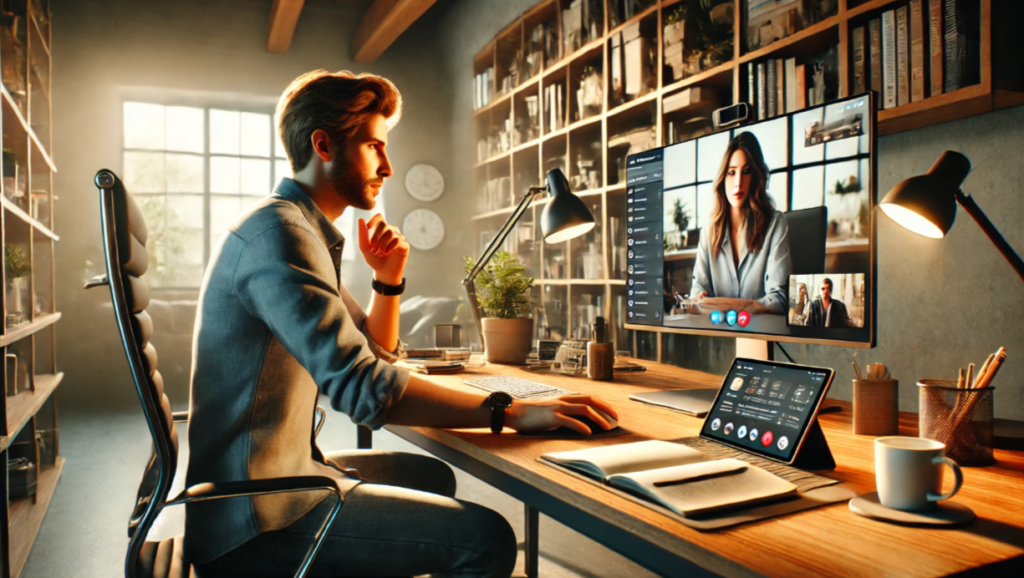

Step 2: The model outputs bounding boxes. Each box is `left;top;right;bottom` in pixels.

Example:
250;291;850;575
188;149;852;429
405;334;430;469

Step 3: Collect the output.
790;419;836;471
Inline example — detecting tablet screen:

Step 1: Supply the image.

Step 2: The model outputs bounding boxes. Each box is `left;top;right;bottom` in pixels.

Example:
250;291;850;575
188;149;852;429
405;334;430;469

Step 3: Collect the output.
699;358;833;463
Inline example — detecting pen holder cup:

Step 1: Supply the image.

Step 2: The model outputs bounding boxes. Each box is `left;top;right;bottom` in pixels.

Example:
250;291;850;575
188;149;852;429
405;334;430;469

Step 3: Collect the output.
853;379;899;436
918;380;995;467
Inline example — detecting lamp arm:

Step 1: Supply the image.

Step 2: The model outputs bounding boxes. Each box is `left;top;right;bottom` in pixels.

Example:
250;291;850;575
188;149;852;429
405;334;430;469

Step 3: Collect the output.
956;190;1024;284
462;186;546;345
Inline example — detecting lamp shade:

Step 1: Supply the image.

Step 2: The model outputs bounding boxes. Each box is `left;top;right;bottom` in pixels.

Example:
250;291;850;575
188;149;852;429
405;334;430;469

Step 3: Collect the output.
540;168;595;244
879;151;971;239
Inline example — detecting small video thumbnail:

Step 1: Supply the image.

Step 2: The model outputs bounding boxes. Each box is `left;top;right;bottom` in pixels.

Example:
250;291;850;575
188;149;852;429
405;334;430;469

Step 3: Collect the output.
788;273;865;328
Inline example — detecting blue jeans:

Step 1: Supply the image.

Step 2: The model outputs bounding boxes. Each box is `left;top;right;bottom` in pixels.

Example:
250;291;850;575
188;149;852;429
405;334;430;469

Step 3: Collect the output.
194;451;517;578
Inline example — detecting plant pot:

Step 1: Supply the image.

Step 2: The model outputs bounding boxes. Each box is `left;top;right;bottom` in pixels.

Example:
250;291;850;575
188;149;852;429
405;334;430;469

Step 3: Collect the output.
482;317;534;365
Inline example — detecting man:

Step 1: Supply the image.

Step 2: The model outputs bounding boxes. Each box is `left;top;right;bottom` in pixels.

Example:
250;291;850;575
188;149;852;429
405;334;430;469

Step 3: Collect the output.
185;70;618;577
806;277;853;328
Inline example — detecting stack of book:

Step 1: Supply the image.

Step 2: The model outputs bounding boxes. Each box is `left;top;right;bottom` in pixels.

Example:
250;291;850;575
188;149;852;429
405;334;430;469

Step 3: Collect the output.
473;67;495;111
610;21;651;105
746;57;806;121
545;83;565;131
854;0;979;110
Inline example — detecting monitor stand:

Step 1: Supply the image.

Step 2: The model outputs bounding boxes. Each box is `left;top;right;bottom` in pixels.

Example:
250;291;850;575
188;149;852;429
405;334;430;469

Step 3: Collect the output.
736;337;774;361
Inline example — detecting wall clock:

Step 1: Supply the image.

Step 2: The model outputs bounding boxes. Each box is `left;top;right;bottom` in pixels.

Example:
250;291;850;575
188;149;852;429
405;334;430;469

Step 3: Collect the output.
402;208;445;251
404;163;445;202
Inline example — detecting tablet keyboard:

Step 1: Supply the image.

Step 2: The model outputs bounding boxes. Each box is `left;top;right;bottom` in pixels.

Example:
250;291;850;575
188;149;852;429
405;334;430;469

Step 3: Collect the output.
463;375;575;400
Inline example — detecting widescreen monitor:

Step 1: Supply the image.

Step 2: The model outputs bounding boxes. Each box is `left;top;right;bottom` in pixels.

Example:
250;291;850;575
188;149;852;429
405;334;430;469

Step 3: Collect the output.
624;92;876;347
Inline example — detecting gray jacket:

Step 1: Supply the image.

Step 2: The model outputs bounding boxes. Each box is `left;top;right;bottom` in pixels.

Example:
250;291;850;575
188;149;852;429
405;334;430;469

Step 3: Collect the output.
184;178;410;565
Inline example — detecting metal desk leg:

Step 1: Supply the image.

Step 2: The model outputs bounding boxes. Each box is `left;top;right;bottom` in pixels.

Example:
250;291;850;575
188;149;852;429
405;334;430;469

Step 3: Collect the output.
525;504;539;578
357;425;373;449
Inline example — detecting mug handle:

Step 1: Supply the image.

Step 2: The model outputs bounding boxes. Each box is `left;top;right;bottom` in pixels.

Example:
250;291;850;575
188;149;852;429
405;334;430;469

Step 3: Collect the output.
927;456;963;502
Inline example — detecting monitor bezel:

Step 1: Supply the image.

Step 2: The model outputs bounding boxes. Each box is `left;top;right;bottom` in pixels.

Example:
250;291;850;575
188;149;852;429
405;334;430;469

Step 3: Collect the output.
623;92;878;349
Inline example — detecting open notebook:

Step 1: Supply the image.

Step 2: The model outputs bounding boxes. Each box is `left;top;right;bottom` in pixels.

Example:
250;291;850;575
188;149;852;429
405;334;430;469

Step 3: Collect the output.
541;440;798;517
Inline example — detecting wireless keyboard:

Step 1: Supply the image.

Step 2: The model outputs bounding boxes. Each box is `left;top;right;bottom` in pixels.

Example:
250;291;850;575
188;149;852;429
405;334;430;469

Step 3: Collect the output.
463;375;575;400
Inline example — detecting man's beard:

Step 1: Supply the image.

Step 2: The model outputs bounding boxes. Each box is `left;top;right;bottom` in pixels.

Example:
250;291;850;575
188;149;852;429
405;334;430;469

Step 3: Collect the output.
328;158;382;211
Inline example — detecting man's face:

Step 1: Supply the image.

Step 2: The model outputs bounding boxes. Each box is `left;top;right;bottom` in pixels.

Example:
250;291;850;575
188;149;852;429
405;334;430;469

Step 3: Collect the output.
820;283;832;300
328;113;392;211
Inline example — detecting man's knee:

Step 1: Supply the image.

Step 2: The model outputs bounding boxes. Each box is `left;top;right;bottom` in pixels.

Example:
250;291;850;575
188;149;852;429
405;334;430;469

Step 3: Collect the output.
458;503;517;577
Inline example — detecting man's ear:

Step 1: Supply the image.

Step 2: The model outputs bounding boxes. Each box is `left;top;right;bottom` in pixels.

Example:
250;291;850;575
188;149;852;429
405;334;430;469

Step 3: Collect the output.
311;129;332;163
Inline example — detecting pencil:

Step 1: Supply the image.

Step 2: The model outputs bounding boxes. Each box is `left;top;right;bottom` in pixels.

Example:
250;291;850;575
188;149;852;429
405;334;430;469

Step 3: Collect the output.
973;354;995;389
957;368;965;390
978;348;1006;388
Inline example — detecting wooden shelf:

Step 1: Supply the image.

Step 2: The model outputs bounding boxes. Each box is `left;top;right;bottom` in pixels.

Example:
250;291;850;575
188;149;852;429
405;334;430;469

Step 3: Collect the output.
28;9;50;58
878;84;992;136
662;60;736;95
9;457;64;578
607;3;659;39
1;196;59;241
1;313;61;348
1;86;56;173
846;0;906;20
739;14;840;65
542;37;605;80
2;372;62;451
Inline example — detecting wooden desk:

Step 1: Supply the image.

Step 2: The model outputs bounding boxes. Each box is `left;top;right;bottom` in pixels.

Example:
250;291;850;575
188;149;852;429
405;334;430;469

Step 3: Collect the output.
386;360;1024;578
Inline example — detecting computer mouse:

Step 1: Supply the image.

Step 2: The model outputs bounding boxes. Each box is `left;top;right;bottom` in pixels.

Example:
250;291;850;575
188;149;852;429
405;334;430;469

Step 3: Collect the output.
573;410;619;434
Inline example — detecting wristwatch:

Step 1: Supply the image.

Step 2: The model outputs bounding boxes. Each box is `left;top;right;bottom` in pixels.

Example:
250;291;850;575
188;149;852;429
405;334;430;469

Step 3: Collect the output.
371;277;406;296
487;392;513;434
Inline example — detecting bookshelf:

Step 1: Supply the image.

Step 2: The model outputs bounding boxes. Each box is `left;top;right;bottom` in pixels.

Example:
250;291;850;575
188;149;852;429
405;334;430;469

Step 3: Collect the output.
470;0;1021;356
0;1;61;577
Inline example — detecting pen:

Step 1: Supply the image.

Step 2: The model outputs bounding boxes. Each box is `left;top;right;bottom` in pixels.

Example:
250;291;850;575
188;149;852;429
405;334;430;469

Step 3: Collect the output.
653;466;748;487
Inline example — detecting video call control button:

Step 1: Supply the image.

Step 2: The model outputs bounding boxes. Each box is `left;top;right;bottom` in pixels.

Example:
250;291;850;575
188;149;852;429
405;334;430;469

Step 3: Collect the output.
711;418;721;431
737;425;748;439
761;431;774;447
723;422;734;436
710;310;723;325
726;310;738;327
738;311;751;327
777;436;789;451
749;428;759;442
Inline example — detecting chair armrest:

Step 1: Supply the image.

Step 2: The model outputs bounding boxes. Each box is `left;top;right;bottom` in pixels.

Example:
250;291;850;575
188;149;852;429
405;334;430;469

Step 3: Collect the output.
172;411;189;423
165;475;347;507
314;406;326;438
83;274;109;290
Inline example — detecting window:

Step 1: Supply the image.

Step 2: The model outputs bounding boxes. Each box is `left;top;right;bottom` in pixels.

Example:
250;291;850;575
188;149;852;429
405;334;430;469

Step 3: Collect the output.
122;102;292;288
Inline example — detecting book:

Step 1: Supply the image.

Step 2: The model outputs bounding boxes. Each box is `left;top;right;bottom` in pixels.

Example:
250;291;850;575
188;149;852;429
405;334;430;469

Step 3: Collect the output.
929;0;943;96
910;0;926;102
757;61;765;120
852;26;866;95
663;87;717;114
882;10;897;109
766;59;776;117
785;58;797;113
775;59;784;117
541;440;798;517
795;64;806;110
869;19;883;101
944;0;979;93
747;63;755;109
896;6;909;107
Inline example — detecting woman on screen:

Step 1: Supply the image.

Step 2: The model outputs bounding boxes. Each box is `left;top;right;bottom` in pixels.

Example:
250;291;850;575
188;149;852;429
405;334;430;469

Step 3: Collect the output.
691;132;792;315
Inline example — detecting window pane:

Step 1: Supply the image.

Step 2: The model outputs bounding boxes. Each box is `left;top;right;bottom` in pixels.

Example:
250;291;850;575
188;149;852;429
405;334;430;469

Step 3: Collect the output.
825;160;868;238
123;151;165;193
791;166;824;210
210;109;240;154
240;158;270;195
664;140;695;188
662;185;696;252
735;117;787;171
210;195;243;247
697;131;730;183
170;193;205;230
166;153;204;193
768;171;788;211
241;112;271;157
136;194;169;286
334;210;356;261
696;183;715;230
211;156;240;194
166;106;204;153
275;159;292;183
124;102;165;150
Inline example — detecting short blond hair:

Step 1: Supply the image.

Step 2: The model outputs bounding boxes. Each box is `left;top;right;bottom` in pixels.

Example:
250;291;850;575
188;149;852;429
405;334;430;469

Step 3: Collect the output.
276;70;402;173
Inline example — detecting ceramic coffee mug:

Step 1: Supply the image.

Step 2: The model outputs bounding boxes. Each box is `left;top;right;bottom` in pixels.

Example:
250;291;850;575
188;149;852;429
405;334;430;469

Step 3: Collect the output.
875;436;963;511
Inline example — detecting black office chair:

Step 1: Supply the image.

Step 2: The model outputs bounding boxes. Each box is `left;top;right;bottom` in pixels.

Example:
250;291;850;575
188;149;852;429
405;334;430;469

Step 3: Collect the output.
86;169;344;578
785;206;828;275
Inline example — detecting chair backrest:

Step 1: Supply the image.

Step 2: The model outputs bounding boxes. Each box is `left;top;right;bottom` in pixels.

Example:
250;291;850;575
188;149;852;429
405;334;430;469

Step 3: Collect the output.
785;206;828;276
94;169;179;572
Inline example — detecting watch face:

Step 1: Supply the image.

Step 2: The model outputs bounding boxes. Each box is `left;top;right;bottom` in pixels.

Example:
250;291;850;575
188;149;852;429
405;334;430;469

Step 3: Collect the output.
489;391;513;408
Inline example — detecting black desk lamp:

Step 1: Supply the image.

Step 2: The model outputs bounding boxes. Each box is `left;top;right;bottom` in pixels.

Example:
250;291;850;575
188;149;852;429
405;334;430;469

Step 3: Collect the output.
880;150;1024;449
879;150;1024;282
463;168;595;341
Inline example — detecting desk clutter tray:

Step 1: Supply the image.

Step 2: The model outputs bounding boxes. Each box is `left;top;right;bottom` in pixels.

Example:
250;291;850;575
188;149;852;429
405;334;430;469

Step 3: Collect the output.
539;439;851;531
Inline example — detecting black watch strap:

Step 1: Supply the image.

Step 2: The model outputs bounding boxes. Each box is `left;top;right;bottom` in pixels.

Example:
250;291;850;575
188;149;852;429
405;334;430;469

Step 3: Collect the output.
487;392;513;434
372;277;405;296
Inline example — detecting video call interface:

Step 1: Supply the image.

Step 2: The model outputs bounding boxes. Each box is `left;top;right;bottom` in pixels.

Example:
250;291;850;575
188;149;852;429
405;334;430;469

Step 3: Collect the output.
624;94;873;343
700;360;831;461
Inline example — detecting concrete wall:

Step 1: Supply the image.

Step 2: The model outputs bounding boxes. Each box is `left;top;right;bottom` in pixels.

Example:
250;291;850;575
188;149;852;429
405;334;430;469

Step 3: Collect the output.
53;0;459;410
437;1;1024;420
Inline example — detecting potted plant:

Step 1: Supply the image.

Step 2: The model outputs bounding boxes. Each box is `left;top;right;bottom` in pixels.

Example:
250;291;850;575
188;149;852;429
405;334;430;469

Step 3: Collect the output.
463;250;534;364
5;244;29;321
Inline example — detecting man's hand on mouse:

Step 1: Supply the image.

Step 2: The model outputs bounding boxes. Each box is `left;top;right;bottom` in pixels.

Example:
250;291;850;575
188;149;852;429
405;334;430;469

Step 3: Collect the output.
507;394;619;435
358;214;409;286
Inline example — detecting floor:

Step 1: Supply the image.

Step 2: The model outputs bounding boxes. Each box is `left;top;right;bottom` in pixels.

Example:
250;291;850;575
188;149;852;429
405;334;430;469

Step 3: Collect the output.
22;400;660;578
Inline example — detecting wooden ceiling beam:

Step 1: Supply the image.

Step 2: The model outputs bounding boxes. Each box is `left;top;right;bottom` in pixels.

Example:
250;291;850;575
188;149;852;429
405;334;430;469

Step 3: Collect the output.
267;0;306;54
352;0;438;63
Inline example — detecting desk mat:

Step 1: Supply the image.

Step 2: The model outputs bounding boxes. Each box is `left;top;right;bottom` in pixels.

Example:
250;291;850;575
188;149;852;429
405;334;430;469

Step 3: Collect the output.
538;441;852;531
